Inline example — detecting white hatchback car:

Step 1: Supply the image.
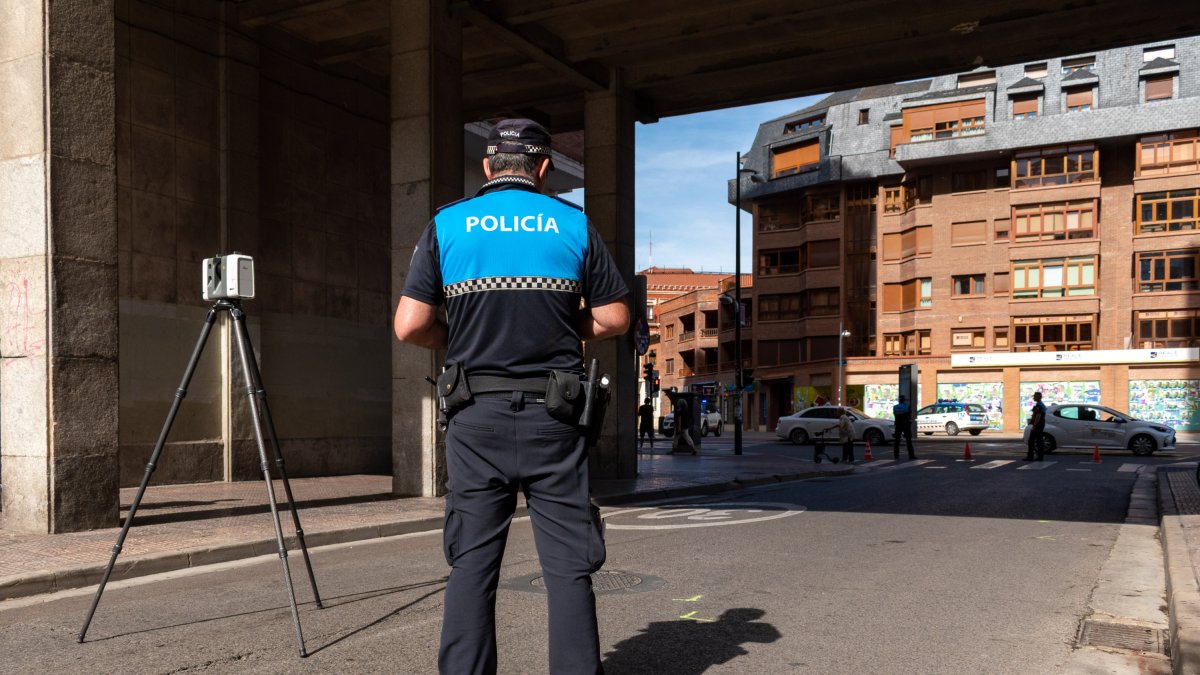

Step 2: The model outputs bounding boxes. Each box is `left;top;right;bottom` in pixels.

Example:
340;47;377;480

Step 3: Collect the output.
916;402;990;437
775;407;894;447
1022;403;1177;456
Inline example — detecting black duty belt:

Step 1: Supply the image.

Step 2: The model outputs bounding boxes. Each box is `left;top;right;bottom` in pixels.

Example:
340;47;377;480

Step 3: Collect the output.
467;375;550;395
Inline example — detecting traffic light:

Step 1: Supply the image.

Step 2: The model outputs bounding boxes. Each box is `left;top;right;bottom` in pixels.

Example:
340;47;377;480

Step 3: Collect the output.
652;371;660;395
642;362;654;380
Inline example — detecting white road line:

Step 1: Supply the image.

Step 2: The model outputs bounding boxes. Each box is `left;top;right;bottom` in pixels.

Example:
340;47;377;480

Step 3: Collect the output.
862;459;895;468
971;460;1015;470
1017;461;1057;470
889;459;935;470
1118;463;1143;472
924;466;948;469
1067;468;1092;472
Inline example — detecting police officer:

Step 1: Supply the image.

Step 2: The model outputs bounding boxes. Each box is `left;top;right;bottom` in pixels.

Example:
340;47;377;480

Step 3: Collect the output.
892;394;916;460
1025;391;1047;461
394;118;629;675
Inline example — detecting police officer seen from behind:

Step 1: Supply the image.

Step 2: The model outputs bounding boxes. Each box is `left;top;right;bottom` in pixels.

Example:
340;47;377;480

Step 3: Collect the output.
394;118;629;675
1025;391;1047;461
892;394;916;460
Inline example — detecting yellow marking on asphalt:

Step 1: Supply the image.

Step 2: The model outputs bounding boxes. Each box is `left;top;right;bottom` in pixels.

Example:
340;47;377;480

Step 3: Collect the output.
1035;535;1057;541
679;610;716;623
673;595;704;602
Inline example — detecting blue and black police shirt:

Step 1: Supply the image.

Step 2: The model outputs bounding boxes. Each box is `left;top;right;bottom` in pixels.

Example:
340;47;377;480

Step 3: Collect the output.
401;176;628;378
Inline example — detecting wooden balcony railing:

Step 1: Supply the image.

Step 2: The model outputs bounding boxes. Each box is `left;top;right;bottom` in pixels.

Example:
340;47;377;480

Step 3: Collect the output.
700;328;719;338
679;330;696;342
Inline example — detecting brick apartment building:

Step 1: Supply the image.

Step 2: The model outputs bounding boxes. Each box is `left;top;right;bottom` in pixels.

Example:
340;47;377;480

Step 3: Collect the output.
731;38;1200;433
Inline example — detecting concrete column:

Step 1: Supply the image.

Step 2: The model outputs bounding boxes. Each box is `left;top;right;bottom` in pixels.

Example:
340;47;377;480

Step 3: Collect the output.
389;0;462;496
584;72;637;480
0;0;119;531
1003;367;1022;432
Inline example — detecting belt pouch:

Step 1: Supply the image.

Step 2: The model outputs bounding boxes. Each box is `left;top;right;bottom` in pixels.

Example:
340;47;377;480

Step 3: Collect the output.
437;362;472;414
545;370;583;424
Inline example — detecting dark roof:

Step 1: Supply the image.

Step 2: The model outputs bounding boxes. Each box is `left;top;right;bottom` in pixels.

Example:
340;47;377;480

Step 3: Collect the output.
770;81;932;123
1062;69;1099;83
1007;77;1045;91
902;83;995;104
1140;57;1181;72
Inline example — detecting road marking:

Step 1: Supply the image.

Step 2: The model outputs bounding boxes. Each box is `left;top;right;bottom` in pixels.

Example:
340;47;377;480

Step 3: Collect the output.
679;610;716;623
924;466;948;469
673;595;703;602
971;460;1015;470
1017;461;1057;470
889;459;935;470
1118;463;1143;472
604;502;804;530
1067;468;1092;472
862;459;895;468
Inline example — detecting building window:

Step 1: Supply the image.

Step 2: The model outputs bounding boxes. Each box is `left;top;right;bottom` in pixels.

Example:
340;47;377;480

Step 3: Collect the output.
1062;56;1095;75
1013;144;1098;188
1012;95;1039;120
803;193;840;222
950;220;987;246
758;340;801;366
883;330;931;356
883;277;932;311
784;116;825;134
1011;200;1097;242
994;167;1011;188
1137;249;1200;293
952;274;986;297
1145;75;1174;102
882;225;932;261
801;239;840;269
771;139;819;178
994;328;1009;349
1144;45;1176;61
758;248;800;276
889;125;904;158
902;99;986;143
952;169;988;192
1065;87;1093;112
802;288;840;316
1013;315;1095;351
958;71;996;88
952;328;987;350
858;108;870;125
665;324;675;339
758;293;802;322
994;218;1011;241
1025;63;1048;79
1137;310;1199;348
1137;130;1200;176
1137;190;1200;233
1012;257;1097;299
883;186;903;213
665;358;674;374
758;202;800;232
994;272;1010;295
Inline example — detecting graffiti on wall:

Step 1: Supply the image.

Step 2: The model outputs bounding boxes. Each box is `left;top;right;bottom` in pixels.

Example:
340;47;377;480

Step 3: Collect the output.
1129;380;1200;431
1018;381;1101;430
863;384;923;421
936;383;1005;430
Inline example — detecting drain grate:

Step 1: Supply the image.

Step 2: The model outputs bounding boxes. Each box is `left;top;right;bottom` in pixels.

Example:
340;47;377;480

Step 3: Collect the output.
532;570;643;592
1165;468;1200;515
1078;620;1168;655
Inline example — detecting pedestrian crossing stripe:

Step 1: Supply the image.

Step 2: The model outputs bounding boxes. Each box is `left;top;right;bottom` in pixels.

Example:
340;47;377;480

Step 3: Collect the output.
888;459;934;470
1017;461;1057;470
971;460;1015;470
863;459;895;468
1118;464;1143;472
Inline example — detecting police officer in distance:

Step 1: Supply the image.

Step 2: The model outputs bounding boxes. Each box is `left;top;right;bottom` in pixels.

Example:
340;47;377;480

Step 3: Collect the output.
394;118;629;675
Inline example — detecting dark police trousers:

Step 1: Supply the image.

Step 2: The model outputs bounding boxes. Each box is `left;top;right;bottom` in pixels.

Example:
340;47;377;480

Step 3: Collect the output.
440;392;605;675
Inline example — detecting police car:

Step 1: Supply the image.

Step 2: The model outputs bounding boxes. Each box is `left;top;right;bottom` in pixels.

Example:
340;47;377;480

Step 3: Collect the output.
916;402;990;436
1023;404;1177;456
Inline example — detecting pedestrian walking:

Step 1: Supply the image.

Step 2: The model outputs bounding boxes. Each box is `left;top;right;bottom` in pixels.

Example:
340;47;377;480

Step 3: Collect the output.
638;397;656;450
892;394;916;460
838;408;855;464
672;396;698;455
394;118;629;675
1025;391;1047;461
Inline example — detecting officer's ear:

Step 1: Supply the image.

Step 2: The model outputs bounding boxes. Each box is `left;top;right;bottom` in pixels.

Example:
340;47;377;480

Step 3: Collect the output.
482;157;494;180
536;156;551;182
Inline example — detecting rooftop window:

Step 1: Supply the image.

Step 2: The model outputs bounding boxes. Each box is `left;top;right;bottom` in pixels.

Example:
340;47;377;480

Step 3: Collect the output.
1024;63;1048;79
1062;56;1095;75
902;99;986;143
958;71;996;88
771;139;819;178
1144;45;1176;62
784;116;825;134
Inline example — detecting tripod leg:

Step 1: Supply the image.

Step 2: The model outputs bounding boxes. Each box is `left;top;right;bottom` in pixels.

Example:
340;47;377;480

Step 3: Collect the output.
79;307;221;643
238;316;323;609
230;306;309;658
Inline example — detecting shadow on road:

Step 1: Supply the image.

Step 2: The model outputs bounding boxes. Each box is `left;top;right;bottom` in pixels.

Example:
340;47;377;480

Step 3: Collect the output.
601;607;780;674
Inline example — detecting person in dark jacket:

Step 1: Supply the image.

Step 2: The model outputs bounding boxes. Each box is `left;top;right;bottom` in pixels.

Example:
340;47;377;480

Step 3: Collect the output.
892;394;916;460
638;397;656;449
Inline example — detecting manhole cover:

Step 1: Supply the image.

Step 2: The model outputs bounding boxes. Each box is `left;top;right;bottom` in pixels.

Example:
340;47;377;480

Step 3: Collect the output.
501;570;665;595
1078;620;1168;655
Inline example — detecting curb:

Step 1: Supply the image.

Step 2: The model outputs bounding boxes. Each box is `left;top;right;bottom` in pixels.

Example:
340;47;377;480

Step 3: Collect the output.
1159;468;1200;674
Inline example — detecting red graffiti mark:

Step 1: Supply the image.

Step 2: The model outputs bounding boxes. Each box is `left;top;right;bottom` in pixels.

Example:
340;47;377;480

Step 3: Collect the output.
3;276;47;362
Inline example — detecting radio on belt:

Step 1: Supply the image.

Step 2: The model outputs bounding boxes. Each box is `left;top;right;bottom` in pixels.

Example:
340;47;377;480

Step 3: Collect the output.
202;253;256;300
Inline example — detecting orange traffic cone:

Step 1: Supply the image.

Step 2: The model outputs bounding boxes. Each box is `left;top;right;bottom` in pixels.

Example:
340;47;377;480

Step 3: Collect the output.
963;442;972;461
1093;444;1101;463
863;439;874;461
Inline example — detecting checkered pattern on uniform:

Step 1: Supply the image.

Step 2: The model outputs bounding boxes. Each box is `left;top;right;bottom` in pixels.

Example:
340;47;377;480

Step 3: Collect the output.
444;276;582;298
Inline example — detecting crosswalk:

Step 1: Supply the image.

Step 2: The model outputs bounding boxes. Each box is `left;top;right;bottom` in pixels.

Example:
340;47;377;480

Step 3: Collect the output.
857;458;1148;474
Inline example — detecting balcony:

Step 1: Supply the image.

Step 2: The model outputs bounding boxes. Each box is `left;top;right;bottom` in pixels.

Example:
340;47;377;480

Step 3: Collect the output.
679;330;696;342
700;328;719;338
1138;137;1200;176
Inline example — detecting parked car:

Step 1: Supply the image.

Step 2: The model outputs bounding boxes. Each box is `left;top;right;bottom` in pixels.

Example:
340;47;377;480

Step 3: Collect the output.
659;406;724;437
1022;403;1177;456
775;407;894;447
916;402;990;436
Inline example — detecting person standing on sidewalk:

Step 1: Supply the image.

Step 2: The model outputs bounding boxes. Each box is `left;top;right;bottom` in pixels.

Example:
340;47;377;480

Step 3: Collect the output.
1025;391;1047;462
892;394;916;460
837;408;855;464
394;118;628;675
638;397;656;450
672;396;698;455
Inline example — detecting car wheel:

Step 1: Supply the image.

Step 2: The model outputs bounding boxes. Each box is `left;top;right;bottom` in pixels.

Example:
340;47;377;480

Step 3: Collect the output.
1038;434;1057;454
1129;434;1157;456
968;429;982;436
922;432;933;436
789;428;809;445
663;429;674;438
945;422;959;436
701;422;709;437
714;422;723;437
864;428;884;447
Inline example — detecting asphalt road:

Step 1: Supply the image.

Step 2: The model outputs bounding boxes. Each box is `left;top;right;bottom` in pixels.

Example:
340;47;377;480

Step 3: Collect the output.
0;437;1190;674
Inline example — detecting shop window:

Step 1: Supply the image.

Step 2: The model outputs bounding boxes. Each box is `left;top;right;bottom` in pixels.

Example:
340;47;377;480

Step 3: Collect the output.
1145;75;1174;102
1012;95;1039;120
1062;56;1095;75
950;220;987;246
1137;309;1200;348
1013;144;1098;188
1012;315;1095;351
1137;190;1200;233
952;169;988;192
772;139;820;178
902;99;986;143
1137;249;1200;292
952;328;987;350
1137;130;1200;176
882;225;932;261
1065;87;1093;113
994;328;1009;349
758;248;800;276
884;330;931;356
952;274;986;297
1011;200;1097;242
1012;257;1097;299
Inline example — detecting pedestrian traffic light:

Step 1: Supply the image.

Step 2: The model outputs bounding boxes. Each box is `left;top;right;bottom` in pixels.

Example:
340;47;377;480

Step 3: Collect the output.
652;372;660;394
642;362;654;380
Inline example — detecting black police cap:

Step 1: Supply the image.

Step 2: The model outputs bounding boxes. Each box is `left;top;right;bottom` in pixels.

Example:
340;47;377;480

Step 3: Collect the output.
486;118;552;158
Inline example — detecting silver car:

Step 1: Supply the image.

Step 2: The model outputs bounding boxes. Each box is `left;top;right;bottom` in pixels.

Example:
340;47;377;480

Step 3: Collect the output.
1022;403;1177;456
775;407;894;447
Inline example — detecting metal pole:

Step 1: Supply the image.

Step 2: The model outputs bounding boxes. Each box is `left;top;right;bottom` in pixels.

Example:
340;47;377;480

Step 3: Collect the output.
838;320;844;408
734;152;743;455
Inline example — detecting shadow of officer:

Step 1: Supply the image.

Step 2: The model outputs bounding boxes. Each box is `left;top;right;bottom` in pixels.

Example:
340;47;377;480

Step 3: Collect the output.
602;607;781;674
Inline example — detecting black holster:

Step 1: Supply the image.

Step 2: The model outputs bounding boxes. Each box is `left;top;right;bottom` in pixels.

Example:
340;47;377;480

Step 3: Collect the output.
435;362;472;429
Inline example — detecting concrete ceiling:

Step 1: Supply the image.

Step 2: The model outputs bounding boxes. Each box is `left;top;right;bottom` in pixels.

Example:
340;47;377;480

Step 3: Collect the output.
235;0;1200;131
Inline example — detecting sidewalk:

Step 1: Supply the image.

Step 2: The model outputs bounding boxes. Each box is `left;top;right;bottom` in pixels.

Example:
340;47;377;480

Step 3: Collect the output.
0;438;847;602
1158;464;1200;673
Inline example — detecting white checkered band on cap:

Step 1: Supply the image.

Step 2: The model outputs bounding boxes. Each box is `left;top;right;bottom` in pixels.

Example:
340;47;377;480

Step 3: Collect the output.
444;276;582;298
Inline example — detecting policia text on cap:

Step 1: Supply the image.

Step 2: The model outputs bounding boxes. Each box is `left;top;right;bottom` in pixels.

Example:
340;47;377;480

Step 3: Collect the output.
394;118;630;675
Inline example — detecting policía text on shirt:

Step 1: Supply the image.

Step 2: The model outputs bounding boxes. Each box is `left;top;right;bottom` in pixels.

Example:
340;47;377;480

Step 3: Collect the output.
464;214;560;233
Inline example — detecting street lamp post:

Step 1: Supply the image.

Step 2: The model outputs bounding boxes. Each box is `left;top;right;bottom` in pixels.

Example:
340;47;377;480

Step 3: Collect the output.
837;322;851;407
733;152;764;456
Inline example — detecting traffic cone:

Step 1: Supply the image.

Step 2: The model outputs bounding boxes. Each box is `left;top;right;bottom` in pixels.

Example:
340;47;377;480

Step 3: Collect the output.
963;442;972;461
863;439;874;461
1093;445;1101;463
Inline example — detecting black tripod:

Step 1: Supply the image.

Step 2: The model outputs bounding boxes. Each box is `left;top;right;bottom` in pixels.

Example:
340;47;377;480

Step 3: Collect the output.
78;299;323;657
